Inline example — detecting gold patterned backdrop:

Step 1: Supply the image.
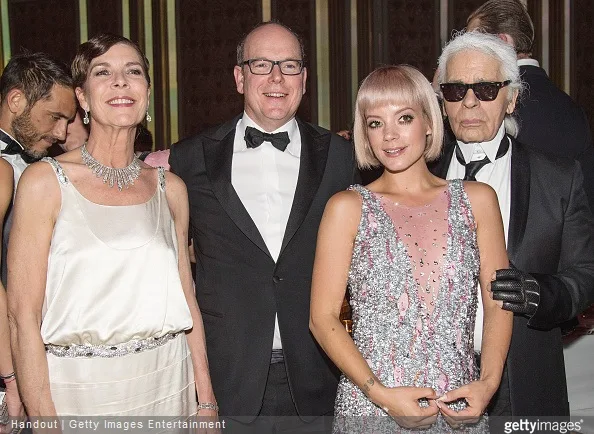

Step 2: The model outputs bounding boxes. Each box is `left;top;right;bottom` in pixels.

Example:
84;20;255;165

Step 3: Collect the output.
0;0;592;147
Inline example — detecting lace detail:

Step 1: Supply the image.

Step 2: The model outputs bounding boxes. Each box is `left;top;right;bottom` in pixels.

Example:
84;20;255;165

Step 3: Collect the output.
42;157;69;185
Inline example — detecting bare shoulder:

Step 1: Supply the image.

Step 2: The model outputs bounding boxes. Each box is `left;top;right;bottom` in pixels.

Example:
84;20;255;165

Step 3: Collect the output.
163;170;187;195
462;180;499;210
163;170;188;220
19;160;60;191
325;189;363;216
14;161;61;215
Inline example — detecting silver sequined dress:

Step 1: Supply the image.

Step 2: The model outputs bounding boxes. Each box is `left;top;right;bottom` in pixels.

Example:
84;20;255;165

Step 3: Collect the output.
334;180;487;433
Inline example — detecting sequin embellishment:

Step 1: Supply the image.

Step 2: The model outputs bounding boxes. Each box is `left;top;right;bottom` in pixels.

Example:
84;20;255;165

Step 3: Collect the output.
45;332;180;358
333;180;486;433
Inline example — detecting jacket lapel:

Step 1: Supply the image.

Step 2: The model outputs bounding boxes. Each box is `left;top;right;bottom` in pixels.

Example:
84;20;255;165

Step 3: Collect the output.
507;137;530;263
203;117;272;258
279;120;330;255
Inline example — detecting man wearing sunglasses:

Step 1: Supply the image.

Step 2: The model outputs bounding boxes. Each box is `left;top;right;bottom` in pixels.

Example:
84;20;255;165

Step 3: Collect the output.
170;21;356;431
430;31;594;419
467;0;594;421
467;0;594;209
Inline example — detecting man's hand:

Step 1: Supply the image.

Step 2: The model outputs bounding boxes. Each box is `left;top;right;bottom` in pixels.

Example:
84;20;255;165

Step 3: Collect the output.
491;268;540;316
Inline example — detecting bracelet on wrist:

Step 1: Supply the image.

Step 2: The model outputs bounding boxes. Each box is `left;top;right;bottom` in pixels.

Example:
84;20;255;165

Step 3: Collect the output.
197;402;218;412
0;372;15;381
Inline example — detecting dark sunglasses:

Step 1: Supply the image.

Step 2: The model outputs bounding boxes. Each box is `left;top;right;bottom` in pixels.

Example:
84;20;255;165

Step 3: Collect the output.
440;80;511;102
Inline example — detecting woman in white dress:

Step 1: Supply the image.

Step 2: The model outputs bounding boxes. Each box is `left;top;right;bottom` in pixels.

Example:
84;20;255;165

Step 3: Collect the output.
7;34;217;418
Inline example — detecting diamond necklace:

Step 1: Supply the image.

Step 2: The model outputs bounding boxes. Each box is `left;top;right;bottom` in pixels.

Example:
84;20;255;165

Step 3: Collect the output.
81;143;141;191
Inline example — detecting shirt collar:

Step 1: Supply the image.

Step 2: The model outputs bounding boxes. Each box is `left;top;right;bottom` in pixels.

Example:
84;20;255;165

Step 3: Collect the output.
0;128;23;150
456;123;506;163
234;112;301;157
517;58;540;68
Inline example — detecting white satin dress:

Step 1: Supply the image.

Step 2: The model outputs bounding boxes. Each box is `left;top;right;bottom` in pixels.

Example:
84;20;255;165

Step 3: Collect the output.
40;158;196;416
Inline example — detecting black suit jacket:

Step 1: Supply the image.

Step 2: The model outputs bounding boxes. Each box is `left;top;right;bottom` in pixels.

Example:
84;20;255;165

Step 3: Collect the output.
430;136;594;415
516;64;594;208
170;116;356;419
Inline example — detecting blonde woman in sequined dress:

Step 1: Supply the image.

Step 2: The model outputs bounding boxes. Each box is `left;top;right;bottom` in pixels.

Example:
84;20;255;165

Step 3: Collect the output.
310;65;513;432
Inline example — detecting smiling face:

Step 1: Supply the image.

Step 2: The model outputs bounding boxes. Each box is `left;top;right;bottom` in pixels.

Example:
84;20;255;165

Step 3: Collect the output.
11;84;76;159
443;50;517;143
233;24;307;132
365;102;432;173
76;43;150;129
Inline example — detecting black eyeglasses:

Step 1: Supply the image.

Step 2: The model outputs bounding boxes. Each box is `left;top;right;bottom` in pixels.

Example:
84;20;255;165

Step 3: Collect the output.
241;59;304;76
440;80;511;102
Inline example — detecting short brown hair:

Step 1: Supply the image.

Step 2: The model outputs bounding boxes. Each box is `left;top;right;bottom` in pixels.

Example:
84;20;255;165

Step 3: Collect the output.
468;0;534;56
353;65;444;169
71;33;150;89
0;51;72;108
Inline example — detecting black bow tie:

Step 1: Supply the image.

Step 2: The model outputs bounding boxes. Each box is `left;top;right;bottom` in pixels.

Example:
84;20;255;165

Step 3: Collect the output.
244;126;290;152
0;130;38;164
455;136;510;181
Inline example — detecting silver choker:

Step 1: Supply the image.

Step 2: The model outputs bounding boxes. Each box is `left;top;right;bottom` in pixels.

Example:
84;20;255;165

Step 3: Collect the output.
81;143;141;191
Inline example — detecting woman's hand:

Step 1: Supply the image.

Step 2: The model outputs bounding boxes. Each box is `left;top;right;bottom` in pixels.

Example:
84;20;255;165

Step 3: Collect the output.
196;408;220;434
373;385;439;430
1;381;25;434
436;379;495;428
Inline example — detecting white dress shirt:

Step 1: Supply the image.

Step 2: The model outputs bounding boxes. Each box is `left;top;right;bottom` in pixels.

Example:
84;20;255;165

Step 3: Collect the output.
446;124;512;352
231;113;301;350
1;128;29;285
517;58;540;68
0;128;28;189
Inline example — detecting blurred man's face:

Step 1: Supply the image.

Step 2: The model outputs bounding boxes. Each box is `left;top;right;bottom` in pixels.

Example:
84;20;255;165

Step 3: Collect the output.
59;110;88;152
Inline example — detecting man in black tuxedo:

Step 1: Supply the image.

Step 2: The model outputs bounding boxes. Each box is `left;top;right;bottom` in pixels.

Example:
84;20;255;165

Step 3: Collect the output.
170;22;355;430
467;1;594;418
431;31;594;417
467;0;594;208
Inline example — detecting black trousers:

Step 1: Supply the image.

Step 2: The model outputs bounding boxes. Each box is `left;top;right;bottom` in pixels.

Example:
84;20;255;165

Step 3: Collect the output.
224;361;332;434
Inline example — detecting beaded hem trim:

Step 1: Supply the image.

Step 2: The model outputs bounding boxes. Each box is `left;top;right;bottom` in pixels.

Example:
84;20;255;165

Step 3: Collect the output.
45;331;180;358
81;143;141;191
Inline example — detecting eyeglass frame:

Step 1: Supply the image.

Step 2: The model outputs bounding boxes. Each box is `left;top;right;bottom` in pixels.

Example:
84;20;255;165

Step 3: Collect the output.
241;58;305;76
440;80;512;102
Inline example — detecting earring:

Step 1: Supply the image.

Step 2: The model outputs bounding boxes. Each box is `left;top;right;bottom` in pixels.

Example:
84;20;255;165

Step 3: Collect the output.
146;111;152;123
83;110;90;125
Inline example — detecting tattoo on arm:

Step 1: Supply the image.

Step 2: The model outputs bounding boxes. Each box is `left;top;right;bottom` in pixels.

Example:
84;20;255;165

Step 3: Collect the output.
362;377;375;394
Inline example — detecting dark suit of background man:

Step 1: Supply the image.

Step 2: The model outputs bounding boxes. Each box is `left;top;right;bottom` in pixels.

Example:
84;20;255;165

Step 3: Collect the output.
431;30;594;418
170;22;355;431
467;0;594;208
467;0;594;418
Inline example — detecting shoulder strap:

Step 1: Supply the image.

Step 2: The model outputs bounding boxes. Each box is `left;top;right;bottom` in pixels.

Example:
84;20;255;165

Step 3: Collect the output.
41;157;70;185
157;166;166;192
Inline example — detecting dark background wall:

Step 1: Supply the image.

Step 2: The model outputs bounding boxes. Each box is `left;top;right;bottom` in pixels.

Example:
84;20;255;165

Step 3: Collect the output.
0;0;591;149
